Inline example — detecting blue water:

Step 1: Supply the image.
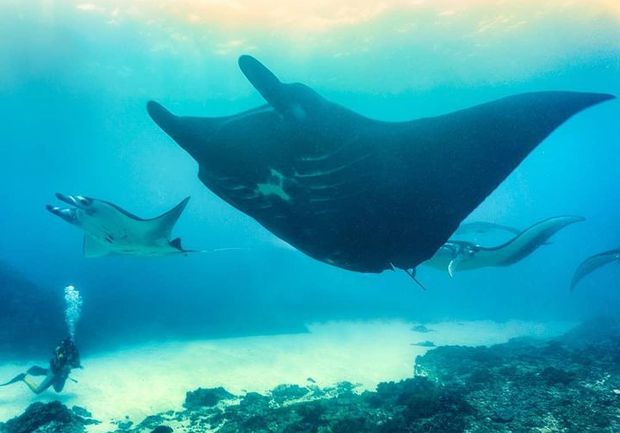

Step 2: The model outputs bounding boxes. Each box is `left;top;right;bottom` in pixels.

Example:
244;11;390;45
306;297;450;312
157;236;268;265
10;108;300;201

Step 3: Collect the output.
1;2;619;356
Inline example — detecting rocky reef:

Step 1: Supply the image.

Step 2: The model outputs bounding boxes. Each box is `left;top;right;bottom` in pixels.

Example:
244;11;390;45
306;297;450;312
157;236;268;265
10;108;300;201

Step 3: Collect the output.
104;379;472;433
0;402;98;433
2;318;618;433
414;318;620;432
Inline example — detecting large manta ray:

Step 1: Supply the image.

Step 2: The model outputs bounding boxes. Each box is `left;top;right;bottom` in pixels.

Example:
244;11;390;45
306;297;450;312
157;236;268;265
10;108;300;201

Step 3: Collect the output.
147;55;614;274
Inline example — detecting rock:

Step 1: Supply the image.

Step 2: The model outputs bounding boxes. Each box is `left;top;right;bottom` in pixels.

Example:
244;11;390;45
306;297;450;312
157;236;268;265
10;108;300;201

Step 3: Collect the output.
2;401;84;433
412;324;435;333
239;392;269;411
79;418;101;426
150;427;173;433
490;408;515;423
184;387;236;409
70;406;100;425
114;419;133;430
412;340;436;347
540;366;576;386
136;415;165;429
70;406;91;419
270;384;310;404
333;381;357;396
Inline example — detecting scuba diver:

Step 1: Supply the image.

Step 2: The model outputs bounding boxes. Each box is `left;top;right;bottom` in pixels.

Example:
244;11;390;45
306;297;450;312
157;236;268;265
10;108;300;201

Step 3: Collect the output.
0;337;82;394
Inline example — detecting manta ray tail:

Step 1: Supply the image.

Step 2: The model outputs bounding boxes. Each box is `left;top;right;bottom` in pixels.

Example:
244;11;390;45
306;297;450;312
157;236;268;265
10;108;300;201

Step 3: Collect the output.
404;268;427;290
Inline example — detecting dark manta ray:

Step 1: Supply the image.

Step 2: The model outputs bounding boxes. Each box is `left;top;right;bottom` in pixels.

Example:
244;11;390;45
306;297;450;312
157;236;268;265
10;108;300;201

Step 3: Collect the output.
147;55;614;274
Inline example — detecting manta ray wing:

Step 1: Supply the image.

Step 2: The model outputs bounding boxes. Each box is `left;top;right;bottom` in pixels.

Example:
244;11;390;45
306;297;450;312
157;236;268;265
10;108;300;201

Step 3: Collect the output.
147;55;614;273
142;196;190;240
83;235;112;257
98;196;190;242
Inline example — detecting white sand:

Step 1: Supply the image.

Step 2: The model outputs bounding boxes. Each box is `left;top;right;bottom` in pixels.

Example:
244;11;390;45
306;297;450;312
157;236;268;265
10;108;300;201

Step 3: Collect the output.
0;320;572;431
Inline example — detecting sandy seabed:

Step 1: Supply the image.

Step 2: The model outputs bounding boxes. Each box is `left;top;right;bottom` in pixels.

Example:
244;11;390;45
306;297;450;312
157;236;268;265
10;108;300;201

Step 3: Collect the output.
0;320;572;432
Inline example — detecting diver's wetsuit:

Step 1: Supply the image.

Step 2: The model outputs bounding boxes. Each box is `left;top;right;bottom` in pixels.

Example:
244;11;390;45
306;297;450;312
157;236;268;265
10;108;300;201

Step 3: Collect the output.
0;338;81;394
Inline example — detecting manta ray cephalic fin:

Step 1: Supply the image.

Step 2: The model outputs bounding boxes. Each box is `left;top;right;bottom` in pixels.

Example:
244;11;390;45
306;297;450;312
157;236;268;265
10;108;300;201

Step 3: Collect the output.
238;55;287;113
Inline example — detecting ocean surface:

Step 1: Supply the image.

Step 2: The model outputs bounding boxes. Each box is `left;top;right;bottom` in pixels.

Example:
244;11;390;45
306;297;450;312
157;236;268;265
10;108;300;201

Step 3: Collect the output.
0;1;619;430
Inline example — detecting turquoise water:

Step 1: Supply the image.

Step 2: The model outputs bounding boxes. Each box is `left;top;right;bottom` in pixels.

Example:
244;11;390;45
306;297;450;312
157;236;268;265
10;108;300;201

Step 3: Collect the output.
1;0;619;359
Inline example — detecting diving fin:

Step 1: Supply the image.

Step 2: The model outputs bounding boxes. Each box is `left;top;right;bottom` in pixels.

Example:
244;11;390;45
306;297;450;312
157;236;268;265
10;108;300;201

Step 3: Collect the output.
0;373;26;387
26;366;49;376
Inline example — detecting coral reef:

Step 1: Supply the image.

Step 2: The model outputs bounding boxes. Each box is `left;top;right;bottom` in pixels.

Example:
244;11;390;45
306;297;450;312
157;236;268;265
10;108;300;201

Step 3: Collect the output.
184;387;236;409
415;317;620;433
0;402;98;433
108;378;468;433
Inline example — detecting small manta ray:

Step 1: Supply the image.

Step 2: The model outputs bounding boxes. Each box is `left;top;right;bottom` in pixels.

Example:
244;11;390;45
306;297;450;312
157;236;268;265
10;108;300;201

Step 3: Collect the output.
424;216;584;277
147;55;614;275
46;193;193;257
570;248;620;291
